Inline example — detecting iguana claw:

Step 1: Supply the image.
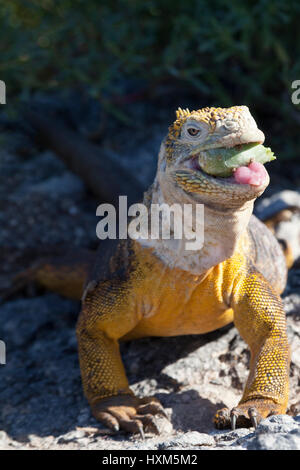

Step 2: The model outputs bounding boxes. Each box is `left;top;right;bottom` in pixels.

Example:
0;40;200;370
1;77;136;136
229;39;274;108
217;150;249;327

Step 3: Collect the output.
215;400;284;430
136;421;145;440
230;411;237;430
248;407;258;429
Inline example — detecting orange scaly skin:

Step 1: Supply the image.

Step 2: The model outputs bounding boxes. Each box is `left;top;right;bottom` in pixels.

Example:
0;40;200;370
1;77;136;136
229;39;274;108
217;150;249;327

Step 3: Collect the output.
75;106;290;434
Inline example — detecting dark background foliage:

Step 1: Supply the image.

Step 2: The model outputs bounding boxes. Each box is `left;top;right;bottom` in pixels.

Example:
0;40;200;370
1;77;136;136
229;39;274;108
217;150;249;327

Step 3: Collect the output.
0;0;300;157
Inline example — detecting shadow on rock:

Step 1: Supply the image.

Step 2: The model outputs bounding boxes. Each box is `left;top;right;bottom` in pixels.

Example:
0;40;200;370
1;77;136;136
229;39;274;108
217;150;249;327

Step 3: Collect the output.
157;389;225;433
122;324;233;386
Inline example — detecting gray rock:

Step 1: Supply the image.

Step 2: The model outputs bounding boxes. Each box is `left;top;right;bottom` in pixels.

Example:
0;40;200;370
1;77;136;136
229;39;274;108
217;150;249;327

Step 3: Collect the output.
0;294;78;348
254;190;300;264
283;293;300;315
256;414;300;434
159;431;215;449
248;432;300;450
214;428;252;444
0;430;8;444
245;415;300;450
57;429;86;444
255;190;300;220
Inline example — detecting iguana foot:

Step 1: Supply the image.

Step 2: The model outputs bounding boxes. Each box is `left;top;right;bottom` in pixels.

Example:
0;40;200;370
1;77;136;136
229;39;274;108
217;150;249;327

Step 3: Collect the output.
91;394;169;438
214;399;284;430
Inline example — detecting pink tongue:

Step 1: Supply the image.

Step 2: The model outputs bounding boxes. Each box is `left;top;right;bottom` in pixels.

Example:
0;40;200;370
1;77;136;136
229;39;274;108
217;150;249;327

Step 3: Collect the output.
234;162;268;186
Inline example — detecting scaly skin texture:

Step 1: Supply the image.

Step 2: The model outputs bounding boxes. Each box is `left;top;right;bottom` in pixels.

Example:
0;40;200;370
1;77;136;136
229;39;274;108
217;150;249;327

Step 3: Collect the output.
76;106;290;434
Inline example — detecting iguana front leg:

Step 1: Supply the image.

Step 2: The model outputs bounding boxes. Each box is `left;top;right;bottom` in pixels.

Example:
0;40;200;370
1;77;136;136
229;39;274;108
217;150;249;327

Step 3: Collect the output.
76;281;166;437
214;268;290;429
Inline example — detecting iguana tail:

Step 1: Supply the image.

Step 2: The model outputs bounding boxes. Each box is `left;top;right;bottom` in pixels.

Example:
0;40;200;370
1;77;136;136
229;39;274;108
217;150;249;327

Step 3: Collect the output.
2;247;94;303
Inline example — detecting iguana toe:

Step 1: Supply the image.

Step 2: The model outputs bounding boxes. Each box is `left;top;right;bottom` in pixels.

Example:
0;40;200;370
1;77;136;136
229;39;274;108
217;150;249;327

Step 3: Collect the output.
214;407;231;430
136;397;169;419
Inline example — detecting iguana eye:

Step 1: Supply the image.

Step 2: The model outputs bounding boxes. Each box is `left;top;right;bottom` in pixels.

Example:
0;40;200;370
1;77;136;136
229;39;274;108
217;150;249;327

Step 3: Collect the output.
187;127;201;136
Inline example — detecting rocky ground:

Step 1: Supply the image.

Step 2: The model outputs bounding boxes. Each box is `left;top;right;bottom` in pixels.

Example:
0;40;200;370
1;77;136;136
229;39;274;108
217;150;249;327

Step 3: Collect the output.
0;97;300;450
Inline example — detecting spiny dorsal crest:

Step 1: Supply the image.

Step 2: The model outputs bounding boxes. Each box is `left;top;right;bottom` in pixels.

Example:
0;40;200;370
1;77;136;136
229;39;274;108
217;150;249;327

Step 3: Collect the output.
175;107;191;120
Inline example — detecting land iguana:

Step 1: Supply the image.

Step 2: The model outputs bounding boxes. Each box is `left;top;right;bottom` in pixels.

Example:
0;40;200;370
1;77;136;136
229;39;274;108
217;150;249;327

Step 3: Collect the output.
22;106;292;437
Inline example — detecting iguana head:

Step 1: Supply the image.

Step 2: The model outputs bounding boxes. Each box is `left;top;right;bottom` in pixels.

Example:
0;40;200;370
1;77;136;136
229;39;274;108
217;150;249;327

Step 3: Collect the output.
159;106;274;207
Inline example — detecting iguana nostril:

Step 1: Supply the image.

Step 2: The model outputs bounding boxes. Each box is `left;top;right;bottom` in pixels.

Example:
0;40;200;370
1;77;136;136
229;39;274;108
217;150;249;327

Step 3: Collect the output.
224;120;239;131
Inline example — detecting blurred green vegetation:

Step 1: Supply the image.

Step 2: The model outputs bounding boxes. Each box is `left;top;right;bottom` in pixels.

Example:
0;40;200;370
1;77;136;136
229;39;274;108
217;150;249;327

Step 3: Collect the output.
0;0;300;157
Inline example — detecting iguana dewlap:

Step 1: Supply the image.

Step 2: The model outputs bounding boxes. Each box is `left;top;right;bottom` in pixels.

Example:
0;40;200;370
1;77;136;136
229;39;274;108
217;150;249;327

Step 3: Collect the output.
75;106;290;435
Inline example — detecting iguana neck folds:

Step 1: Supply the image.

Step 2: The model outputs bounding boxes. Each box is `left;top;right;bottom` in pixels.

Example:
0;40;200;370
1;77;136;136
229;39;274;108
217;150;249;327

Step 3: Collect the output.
138;142;255;275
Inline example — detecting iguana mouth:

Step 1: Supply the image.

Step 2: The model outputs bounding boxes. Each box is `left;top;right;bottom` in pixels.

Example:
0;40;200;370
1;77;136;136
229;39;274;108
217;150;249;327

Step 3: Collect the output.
191;145;269;187
173;142;273;196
